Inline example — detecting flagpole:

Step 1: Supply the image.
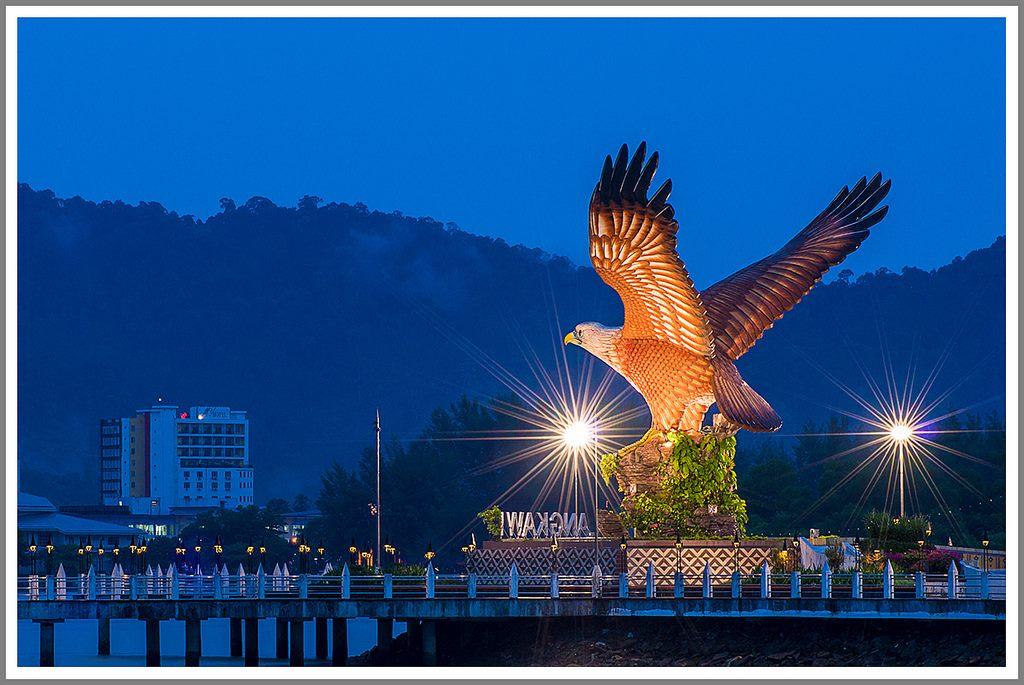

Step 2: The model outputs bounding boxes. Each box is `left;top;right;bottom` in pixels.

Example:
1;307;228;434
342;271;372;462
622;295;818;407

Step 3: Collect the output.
375;409;382;573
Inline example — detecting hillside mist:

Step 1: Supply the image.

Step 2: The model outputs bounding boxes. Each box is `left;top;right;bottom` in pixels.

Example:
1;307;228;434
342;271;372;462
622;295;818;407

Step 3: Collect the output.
17;185;1005;502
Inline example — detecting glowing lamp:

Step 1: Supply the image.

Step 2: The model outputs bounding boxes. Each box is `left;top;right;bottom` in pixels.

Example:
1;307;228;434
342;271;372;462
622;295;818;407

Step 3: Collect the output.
562;420;594;450
888;422;914;443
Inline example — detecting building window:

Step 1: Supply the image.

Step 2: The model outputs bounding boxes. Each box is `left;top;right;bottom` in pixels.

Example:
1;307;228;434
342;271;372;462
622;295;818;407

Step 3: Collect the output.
212;483;218;491
225;482;231;491
183;471;190;478
183;482;190;490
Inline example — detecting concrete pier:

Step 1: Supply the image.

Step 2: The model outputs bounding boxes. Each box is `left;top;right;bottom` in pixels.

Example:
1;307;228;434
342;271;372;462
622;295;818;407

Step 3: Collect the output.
289;619;304;666
145;619;161;667
184;618;202;667
244;617;259;666
229;617;242;657
315;617;328;661
422;620;437;666
376;618;393;652
332;618;348;666
97;617;110;656
275;618;288;659
36;620;56;667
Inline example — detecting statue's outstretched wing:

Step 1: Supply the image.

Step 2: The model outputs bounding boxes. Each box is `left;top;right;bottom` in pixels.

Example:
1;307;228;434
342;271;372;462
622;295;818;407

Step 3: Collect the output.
703;174;891;360
589;143;713;357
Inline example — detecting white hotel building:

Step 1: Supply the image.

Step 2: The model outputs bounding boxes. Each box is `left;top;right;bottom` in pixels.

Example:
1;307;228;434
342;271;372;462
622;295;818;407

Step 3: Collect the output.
100;404;255;515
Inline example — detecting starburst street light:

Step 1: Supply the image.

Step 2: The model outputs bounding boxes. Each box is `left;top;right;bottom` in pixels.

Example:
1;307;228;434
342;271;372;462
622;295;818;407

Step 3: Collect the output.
887;422;914;444
562;420;595;450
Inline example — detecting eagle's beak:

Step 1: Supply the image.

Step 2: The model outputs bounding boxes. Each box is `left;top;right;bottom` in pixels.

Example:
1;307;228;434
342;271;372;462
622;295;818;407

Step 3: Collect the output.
563;332;579;346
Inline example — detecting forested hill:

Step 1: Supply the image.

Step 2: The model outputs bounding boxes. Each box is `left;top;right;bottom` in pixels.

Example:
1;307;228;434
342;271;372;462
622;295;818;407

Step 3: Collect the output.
17;185;1005;502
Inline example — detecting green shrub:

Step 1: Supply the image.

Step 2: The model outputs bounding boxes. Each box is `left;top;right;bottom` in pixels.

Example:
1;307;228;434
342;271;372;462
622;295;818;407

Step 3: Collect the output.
477;505;503;538
618;432;748;538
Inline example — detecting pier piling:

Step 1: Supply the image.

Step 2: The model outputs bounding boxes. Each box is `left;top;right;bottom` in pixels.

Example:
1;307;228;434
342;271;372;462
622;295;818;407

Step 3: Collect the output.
331;618;348;666
184;618;202;666
97;617;110;656
315;617;328;661
289;619;304;666
244;617;259;666
145;619;161;667
229;617;242;657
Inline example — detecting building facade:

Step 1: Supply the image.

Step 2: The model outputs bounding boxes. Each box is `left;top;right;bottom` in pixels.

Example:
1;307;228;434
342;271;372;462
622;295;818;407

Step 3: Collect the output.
100;404;255;515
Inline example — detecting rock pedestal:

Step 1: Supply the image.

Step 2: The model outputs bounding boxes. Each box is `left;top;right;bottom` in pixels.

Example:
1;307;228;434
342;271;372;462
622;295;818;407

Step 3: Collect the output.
612;429;740;537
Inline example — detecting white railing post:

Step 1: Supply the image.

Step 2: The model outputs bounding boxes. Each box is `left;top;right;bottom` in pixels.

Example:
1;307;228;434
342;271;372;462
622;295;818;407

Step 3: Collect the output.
882;560;894;599
702;562;711;599
508;563;519;599
550;572;559;599
790;570;801;598
425;562;435;599
591;565;602;598
46;574;55;601
170;565;180;600
645;562;655;598
384;574;393;599
980;571;991;599
130;575;138;600
731;571;740;598
820;560;831;599
298;574;308;599
213;569;223;599
257;565;266;599
851;570;862;599
674;571;684;599
618;572;628;598
760;561;771;599
55;565;66;600
467;573;477;598
947;561;958;599
914;571;925;599
87;565;97;600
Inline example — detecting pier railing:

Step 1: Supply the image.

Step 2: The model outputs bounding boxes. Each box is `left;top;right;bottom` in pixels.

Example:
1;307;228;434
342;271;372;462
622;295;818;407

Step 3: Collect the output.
17;558;997;603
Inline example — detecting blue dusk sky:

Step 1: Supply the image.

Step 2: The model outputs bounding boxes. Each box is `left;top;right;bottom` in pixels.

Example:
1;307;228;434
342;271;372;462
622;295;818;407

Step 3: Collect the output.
18;18;1005;285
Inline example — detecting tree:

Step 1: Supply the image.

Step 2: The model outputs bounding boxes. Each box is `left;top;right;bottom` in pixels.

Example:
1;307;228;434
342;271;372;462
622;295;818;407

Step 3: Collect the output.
292;493;313;512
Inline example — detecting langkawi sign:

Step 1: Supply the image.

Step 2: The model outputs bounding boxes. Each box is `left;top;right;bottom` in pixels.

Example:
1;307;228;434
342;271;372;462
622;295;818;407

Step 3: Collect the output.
502;511;591;539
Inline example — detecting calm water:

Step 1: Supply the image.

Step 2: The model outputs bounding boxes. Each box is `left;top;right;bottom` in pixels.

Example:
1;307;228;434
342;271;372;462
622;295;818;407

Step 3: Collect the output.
18;617;402;667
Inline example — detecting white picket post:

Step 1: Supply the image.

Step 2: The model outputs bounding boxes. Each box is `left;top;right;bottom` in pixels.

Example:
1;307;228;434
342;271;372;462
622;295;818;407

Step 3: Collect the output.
384;574;393;599
702;562;711;598
46;574;55;601
790;571;801;598
760;561;771;599
980;571;991;599
342;564;352;599
550;572;559;599
130;574;138;600
87;565;97;600
56;565;66;600
851;570;862;599
170;565;180;600
467;573;477;598
821;560;831;599
508;562;519;599
882;560;894;599
591;564;602;598
618;572;628;598
914;571;925;599
257;564;266;599
298;574;308;599
947;561;958;599
731;571;741;598
425;562;435;599
674;571;684;599
213;569;223;599
645;562;655;598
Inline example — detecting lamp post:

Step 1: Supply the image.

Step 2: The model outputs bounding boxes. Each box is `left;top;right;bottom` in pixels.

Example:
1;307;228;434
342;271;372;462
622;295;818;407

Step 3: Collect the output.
674;533;682;575
732;531;740;575
981;532;990;572
317;542;326;572
28;536;38;576
112;544;120;573
259;541;267;571
194;538;202;573
45;536;54;575
97;545;106;575
77;539;85;575
349;538;358;566
375;409;382;574
85;537;94;574
853;536;861;572
424;542;436;564
174;538;186;572
138;540;148;573
550;536;559;574
214;536;224;571
246;539;255;574
298;536;311;574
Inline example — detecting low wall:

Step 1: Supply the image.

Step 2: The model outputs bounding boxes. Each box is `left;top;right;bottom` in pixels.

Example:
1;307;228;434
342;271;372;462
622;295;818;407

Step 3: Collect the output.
467;539;783;576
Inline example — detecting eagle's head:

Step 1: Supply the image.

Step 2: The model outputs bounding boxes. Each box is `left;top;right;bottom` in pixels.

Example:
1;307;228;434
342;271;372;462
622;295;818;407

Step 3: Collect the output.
563;322;621;368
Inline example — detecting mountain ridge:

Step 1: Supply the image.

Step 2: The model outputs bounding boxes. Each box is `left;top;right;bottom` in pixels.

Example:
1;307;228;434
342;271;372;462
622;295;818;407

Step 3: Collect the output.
17;184;1006;503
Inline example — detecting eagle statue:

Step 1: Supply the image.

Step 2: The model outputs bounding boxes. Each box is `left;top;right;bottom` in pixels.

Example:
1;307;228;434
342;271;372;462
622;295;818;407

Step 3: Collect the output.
564;142;891;438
